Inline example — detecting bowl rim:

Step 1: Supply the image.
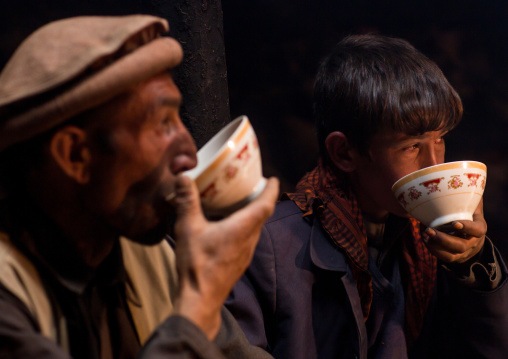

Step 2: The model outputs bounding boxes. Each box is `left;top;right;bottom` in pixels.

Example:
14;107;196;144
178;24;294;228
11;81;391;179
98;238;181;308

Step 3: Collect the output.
391;160;486;193
185;115;251;183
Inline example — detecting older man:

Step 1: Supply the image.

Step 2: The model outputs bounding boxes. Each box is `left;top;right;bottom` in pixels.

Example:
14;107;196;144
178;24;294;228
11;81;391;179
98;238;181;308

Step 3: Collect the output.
0;15;278;358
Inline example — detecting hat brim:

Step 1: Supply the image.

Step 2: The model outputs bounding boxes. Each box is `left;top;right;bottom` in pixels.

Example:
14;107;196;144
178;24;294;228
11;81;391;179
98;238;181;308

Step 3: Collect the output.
0;36;183;152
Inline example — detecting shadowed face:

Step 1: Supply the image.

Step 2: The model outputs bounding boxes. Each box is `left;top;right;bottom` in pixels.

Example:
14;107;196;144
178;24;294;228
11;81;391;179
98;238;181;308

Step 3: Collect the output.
351;129;448;221
82;72;197;243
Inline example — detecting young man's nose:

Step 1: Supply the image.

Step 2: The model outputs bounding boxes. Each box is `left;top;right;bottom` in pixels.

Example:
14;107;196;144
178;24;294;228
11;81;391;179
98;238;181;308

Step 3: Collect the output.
420;148;442;169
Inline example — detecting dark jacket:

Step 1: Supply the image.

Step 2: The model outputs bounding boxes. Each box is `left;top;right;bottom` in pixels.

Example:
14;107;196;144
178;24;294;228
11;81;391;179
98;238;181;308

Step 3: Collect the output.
226;200;508;359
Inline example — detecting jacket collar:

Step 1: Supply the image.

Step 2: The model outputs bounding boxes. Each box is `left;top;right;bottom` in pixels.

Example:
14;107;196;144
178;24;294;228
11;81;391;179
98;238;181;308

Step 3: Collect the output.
309;217;348;272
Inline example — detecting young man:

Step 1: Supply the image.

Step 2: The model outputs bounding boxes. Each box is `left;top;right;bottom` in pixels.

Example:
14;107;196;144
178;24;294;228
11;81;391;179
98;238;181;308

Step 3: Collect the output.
226;34;508;358
0;15;279;358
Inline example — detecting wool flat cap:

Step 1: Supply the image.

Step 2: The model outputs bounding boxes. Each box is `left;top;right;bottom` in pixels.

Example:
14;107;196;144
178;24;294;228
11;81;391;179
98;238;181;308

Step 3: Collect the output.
0;15;183;152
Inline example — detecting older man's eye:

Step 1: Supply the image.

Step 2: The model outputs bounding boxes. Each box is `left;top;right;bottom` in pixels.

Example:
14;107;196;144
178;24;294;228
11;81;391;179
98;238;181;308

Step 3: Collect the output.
161;117;172;128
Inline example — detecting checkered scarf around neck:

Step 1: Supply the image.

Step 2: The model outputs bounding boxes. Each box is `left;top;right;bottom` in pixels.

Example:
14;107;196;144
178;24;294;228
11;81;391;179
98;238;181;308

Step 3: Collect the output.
283;160;437;345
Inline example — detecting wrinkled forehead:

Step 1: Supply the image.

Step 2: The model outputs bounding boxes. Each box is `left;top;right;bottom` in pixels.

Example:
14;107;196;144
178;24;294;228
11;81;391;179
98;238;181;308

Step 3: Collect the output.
83;72;182;130
125;72;182;122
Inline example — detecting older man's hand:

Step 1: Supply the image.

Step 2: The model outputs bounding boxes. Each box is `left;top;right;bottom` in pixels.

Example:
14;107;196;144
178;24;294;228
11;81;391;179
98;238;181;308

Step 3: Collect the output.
171;174;279;340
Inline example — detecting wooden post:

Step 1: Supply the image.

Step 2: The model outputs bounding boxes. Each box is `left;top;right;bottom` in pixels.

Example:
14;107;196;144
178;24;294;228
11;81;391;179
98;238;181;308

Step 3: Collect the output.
143;0;231;148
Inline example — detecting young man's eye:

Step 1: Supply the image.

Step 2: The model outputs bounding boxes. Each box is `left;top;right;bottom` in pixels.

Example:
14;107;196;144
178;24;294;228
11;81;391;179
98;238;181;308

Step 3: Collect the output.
404;143;419;151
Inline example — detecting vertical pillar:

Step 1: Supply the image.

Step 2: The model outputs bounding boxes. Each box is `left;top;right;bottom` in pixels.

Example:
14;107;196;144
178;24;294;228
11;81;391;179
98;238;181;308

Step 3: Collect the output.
144;0;231;148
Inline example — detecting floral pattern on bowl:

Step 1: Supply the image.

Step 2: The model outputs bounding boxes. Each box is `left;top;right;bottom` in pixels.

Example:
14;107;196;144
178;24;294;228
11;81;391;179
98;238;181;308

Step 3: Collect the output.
392;161;487;228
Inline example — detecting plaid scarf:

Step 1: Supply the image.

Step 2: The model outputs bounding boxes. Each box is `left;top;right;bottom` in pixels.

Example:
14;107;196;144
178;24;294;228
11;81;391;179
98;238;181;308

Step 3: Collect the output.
283;161;437;345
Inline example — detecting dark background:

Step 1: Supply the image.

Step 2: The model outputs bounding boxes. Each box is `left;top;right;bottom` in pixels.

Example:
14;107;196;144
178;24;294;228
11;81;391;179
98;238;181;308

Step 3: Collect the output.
1;1;507;254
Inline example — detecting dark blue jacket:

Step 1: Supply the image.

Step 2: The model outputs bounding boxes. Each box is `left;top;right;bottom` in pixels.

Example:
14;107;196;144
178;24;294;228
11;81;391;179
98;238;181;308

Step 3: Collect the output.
226;200;508;359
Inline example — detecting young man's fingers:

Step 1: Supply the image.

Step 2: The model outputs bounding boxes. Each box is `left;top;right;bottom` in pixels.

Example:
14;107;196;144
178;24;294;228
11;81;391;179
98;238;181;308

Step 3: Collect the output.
452;219;487;239
424;228;485;262
427;244;476;263
424;229;468;254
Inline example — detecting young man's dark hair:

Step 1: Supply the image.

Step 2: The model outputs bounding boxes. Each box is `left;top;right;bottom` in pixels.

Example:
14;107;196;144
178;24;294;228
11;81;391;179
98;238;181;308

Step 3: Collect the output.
314;34;463;159
227;33;508;359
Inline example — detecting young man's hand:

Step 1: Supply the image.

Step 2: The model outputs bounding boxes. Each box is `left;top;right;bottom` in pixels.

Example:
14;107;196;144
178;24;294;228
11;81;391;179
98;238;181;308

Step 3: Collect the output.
171;174;279;340
422;198;487;264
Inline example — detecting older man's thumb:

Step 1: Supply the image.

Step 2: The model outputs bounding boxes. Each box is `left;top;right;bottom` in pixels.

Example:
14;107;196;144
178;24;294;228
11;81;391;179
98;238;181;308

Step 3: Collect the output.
173;174;203;220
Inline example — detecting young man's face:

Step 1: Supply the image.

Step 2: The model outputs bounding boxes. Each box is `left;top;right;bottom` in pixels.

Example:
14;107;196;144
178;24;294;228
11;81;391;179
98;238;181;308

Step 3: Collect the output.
350;129;448;221
83;72;197;243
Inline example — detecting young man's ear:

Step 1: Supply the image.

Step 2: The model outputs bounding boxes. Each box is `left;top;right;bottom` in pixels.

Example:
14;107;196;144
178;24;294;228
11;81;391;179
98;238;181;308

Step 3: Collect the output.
325;131;357;173
49;126;91;184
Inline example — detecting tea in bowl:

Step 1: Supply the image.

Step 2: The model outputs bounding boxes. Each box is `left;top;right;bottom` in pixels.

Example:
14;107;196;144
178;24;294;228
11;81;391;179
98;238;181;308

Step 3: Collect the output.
391;161;487;230
177;115;267;217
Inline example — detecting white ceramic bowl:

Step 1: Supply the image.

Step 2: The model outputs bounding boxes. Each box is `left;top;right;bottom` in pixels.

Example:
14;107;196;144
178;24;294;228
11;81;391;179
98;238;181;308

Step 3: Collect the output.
391;161;487;229
183;115;266;216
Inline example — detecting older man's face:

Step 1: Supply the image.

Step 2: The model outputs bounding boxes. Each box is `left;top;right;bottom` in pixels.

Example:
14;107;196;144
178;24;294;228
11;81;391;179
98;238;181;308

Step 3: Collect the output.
82;72;197;243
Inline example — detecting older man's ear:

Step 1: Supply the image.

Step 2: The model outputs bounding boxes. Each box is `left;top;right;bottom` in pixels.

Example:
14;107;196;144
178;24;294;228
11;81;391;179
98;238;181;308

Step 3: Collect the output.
49;126;92;184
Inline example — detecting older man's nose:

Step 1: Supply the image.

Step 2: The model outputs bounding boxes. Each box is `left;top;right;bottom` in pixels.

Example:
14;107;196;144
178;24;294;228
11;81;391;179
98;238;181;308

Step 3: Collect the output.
170;127;198;174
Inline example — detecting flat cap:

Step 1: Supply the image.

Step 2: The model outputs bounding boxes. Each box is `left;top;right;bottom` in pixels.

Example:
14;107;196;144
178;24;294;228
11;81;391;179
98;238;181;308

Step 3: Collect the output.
0;15;183;152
